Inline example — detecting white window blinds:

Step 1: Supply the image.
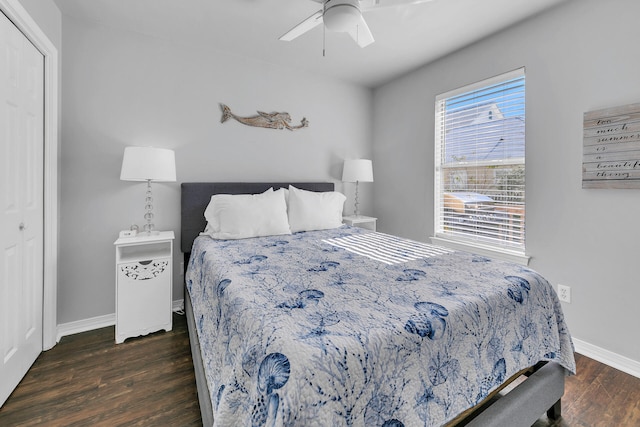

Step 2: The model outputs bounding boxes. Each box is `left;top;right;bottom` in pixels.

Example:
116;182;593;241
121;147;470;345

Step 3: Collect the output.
434;68;526;253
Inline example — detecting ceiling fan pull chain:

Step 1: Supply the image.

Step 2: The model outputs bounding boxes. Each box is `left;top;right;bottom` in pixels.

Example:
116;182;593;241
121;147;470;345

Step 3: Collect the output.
323;22;326;57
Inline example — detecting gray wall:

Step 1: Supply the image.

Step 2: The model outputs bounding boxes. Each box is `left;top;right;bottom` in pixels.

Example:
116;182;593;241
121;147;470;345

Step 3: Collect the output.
58;16;373;324
373;0;640;364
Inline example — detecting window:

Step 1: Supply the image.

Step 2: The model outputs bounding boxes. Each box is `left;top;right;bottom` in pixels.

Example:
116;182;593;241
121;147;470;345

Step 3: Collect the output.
434;69;526;256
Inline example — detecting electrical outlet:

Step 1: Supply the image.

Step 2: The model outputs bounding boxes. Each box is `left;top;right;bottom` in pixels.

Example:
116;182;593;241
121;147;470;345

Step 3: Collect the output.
557;284;571;303
179;261;184;276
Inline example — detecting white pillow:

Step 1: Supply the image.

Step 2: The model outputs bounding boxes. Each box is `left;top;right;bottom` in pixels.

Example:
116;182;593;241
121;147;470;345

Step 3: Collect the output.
275;187;289;207
202;188;291;239
288;185;346;233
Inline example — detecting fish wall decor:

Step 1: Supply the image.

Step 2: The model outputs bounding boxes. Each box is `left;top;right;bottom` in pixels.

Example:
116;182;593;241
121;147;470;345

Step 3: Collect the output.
220;104;309;130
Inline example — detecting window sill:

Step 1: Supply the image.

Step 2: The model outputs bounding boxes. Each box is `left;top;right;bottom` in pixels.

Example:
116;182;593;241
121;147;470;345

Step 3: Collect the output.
430;236;530;266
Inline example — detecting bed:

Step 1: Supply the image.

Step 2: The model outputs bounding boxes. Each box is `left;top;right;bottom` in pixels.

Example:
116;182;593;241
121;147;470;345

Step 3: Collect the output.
181;182;575;427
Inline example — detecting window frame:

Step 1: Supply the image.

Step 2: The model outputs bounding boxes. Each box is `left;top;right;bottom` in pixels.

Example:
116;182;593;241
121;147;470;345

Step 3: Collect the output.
432;68;530;265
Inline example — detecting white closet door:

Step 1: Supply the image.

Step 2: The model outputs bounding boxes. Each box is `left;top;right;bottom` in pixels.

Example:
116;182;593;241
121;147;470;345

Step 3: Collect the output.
0;10;44;407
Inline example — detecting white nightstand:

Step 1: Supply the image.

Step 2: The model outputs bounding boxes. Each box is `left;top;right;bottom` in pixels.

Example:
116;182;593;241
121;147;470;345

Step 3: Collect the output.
343;215;377;231
114;231;174;344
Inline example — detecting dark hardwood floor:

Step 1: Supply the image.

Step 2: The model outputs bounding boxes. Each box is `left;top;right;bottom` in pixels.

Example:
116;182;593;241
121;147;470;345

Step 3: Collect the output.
533;353;640;427
1;313;638;426
0;313;201;426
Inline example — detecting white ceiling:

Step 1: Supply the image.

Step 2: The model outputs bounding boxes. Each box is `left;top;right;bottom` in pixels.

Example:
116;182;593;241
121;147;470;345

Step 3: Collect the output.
53;0;567;88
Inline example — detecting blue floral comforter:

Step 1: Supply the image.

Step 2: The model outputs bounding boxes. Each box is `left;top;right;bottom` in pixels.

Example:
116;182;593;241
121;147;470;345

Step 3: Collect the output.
186;226;575;427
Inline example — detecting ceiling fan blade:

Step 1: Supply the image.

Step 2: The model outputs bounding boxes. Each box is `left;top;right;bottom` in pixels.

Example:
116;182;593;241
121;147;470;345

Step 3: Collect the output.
347;15;374;47
279;10;324;41
360;0;434;10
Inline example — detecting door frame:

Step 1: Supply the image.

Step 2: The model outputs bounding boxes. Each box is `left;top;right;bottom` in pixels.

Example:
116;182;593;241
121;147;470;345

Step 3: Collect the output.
0;0;58;350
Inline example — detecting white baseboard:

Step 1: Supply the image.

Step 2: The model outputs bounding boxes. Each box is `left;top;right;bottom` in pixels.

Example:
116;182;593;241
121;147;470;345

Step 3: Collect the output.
172;299;184;313
573;337;640;379
56;299;186;341
56;313;115;342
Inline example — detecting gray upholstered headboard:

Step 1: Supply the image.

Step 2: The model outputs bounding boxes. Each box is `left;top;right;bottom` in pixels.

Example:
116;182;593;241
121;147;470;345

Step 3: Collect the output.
180;182;335;254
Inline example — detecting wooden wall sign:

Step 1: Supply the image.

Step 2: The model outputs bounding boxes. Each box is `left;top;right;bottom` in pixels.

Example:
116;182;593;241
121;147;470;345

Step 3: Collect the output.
583;103;640;189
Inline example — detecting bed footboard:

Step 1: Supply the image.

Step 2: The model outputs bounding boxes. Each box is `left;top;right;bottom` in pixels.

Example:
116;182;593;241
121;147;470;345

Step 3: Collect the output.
465;361;565;426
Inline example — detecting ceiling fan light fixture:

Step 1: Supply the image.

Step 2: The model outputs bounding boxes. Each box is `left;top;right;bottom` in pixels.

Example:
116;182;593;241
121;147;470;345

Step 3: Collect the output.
324;1;361;32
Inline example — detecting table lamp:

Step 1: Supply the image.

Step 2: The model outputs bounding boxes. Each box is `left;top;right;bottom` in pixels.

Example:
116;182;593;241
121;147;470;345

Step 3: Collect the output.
120;146;176;235
342;159;373;217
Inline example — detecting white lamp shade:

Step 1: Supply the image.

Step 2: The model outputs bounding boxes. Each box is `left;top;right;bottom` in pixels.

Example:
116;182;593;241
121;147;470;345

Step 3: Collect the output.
342;159;373;183
120;146;176;182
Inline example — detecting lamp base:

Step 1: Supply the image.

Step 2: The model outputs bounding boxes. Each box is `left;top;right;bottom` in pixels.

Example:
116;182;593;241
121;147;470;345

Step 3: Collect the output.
143;180;156;235
353;180;361;217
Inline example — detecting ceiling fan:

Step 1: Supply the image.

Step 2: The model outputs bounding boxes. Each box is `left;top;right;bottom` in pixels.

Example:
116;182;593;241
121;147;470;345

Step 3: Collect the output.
279;0;434;48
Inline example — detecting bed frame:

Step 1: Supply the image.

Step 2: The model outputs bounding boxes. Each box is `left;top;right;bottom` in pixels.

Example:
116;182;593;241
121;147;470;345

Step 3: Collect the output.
180;182;566;427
